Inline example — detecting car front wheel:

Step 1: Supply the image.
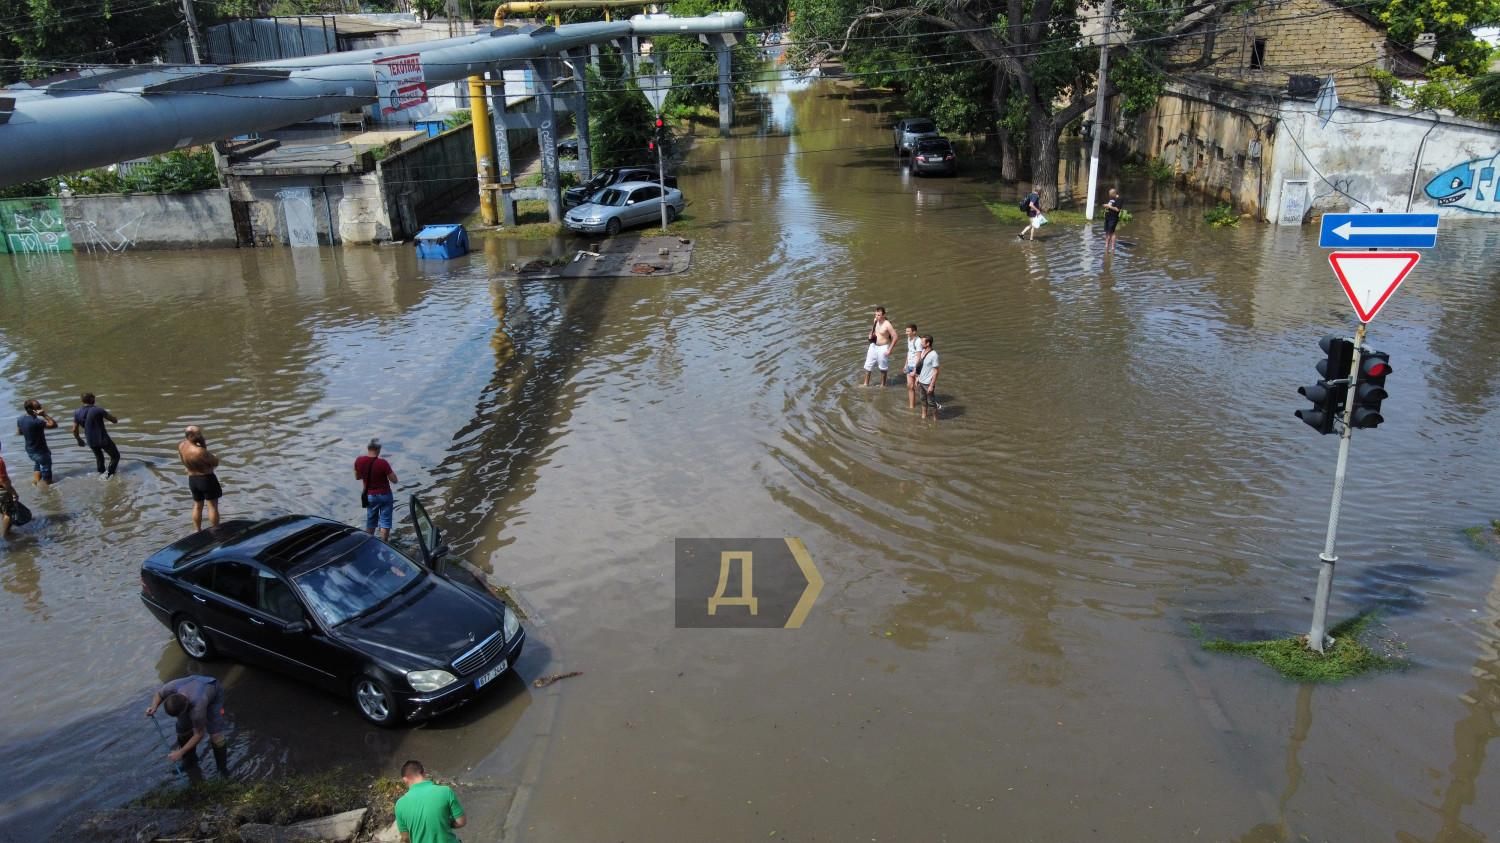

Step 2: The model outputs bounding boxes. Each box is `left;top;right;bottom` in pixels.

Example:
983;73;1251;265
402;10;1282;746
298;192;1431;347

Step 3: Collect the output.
353;675;400;727
605;218;622;236
175;616;215;660
666;205;679;224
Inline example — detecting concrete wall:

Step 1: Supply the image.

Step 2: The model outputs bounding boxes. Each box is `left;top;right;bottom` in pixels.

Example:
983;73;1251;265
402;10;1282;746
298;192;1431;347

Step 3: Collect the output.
1121;77;1500;222
1267;97;1500;220
225;173;387;246
378;124;477;240
60;191;238;251
0;190;236;254
1118;79;1278;218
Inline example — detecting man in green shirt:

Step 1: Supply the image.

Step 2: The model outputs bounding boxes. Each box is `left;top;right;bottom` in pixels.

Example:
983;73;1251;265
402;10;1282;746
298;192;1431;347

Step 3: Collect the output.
395;760;466;843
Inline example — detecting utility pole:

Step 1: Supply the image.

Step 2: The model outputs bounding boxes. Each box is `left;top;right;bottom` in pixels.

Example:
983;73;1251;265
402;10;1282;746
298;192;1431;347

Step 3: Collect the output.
181;0;204;64
1084;0;1113;221
1306;321;1367;653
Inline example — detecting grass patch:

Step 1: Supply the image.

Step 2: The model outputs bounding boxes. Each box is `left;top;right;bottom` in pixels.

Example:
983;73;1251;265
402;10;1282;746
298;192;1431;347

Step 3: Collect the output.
1464;519;1500;551
1203;202;1240;227
1201;612;1402;682
982;199;1089;226
137;768;402;839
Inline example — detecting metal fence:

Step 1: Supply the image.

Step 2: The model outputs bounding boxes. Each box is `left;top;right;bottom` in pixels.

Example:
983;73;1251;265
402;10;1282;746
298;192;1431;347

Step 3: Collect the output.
163;17;339;65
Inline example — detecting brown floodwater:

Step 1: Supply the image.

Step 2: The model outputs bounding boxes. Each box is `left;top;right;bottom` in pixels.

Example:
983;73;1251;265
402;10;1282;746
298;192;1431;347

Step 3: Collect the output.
4;76;1500;842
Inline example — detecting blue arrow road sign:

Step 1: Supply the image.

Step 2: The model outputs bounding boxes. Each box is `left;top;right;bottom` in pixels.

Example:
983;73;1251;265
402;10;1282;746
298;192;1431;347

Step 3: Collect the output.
1319;213;1439;248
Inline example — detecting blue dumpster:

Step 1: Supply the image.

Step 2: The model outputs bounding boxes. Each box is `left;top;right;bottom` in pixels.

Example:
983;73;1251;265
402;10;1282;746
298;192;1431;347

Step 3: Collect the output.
414;120;446;138
415;224;469;259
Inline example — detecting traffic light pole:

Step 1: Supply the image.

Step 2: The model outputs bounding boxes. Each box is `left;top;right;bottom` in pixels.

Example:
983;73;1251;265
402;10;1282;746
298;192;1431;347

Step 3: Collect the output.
1307;320;1367;653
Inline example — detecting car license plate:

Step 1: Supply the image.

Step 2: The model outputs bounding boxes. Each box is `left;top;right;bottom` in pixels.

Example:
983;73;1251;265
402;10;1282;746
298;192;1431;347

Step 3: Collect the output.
474;660;508;689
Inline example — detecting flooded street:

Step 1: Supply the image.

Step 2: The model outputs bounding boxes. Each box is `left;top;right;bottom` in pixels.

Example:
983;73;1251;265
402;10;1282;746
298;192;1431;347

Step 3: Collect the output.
5;76;1500;842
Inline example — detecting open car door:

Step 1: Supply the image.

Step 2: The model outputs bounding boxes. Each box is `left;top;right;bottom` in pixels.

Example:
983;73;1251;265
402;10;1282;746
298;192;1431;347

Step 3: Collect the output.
409;494;450;571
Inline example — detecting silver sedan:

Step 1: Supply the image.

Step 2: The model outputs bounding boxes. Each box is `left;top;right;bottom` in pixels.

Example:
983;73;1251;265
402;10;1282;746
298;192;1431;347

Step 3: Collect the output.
564;181;685;235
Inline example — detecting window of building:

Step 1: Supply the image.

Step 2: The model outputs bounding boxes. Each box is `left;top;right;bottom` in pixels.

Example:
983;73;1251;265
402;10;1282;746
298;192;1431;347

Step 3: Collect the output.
1250;38;1267;70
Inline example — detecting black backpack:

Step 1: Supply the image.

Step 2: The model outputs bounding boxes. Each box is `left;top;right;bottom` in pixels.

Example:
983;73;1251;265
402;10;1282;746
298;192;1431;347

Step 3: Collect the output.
1018;196;1029;213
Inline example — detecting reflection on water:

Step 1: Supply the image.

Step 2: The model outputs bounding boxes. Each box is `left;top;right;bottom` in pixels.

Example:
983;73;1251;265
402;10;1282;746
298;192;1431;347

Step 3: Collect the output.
3;77;1500;841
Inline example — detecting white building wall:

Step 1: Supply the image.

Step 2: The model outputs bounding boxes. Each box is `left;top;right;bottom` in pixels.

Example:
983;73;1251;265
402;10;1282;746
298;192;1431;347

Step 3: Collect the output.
1267;97;1500;221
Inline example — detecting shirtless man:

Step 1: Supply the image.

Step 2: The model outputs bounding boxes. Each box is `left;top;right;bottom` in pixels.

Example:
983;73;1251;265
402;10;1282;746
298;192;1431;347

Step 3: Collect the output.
861;306;899;387
178;426;222;532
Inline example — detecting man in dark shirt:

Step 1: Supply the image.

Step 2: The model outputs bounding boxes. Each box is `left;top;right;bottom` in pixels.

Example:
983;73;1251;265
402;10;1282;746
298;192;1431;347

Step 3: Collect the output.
355;438;398;541
1018;184;1043;241
71;392;120;479
1103;187;1123;254
146;674;231;778
17;399;57;488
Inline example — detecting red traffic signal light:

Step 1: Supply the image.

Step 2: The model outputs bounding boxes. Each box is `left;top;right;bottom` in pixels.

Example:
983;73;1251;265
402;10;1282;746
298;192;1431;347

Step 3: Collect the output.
655;117;664;128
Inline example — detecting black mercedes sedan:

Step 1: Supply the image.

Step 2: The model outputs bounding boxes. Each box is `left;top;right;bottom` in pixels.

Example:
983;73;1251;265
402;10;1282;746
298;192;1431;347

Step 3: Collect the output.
139;497;524;726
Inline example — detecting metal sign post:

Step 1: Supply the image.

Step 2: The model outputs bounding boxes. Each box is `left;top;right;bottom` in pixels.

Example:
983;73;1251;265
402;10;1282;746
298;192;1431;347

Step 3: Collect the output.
637;68;672;233
1303;213;1432;653
1307;321;1366;653
656;114;668;231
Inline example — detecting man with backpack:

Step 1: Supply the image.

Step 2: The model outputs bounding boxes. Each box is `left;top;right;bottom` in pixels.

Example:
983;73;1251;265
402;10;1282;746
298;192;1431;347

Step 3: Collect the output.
1018;185;1043;241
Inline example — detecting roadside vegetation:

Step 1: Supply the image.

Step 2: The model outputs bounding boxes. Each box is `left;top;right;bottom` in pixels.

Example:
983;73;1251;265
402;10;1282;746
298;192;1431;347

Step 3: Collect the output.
0;149;220;198
1203;203;1240;227
1464;519;1500;552
137;769;404;841
1121;156;1175;185
1198;613;1405;682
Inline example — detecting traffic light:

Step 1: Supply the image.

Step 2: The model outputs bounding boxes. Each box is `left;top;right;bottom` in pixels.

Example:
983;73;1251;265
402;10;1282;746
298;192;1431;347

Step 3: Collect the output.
1297;335;1354;434
650;116;666;153
1348;350;1391;429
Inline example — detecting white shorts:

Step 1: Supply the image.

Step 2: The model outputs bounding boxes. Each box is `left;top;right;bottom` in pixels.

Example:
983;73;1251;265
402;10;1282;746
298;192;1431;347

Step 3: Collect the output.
863;343;891;372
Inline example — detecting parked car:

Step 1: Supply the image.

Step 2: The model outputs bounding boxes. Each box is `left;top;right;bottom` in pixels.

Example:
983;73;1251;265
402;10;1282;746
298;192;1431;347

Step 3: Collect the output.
909;137;957;176
564;181;685;235
139;497;525;727
893;117;939;156
564;166;678;207
557;138;579;158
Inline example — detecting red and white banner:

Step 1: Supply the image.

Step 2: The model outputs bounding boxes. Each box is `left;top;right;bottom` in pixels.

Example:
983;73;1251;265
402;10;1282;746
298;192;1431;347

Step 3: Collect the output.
374;54;428;115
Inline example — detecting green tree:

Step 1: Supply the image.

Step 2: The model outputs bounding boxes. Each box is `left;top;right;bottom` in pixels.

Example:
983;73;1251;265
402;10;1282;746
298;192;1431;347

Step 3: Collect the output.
1365;0;1500;76
652;0;762;110
587;56;663;166
791;0;1190;207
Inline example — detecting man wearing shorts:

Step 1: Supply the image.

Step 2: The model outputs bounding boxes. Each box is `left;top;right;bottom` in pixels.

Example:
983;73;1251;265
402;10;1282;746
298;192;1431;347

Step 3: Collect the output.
1019;184;1042;241
178;425;223;532
147;674;230;779
356;438;398;542
915;334;941;421
1103;187;1123;253
902;323;922;408
0;441;18;539
17;400;57;489
861;306;899;388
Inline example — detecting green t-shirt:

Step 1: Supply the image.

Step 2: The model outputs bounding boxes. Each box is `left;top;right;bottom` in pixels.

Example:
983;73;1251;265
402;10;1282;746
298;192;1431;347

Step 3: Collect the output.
395;780;465;843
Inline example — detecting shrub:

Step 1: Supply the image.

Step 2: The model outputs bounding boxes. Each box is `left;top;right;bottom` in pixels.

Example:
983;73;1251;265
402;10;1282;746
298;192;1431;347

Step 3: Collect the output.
1203;203;1239;227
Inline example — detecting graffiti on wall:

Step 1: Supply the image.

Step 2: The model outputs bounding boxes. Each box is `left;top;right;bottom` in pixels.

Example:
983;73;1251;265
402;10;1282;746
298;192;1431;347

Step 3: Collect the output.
1425;154;1500;213
68;214;144;254
0;198;73;254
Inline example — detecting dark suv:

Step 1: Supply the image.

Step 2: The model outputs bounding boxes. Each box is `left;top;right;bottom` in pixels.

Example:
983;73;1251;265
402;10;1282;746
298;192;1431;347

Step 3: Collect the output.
565;166;679;207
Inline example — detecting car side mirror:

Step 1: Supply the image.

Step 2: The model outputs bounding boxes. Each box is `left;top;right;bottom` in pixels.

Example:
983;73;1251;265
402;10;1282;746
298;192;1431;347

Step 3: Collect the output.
283;620;309;634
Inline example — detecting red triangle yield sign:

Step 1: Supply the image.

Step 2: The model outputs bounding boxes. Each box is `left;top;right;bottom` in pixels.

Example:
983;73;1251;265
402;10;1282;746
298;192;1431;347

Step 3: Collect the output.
1327;251;1420;323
